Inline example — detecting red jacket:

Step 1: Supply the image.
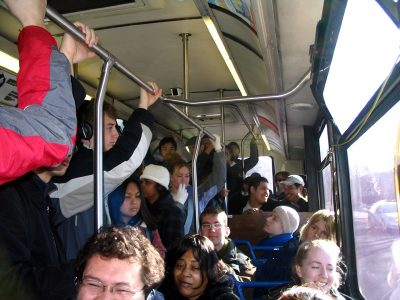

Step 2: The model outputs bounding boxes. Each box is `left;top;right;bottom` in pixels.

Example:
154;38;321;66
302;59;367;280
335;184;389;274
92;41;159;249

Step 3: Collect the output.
0;26;77;185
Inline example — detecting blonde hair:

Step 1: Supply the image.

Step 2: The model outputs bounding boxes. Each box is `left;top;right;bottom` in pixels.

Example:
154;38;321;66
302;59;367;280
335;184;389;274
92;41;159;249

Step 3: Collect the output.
295;240;344;290
300;209;336;242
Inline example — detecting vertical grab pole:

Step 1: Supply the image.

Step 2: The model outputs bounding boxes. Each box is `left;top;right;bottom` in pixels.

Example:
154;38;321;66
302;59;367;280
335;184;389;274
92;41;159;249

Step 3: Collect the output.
220;89;228;213
180;33;191;115
94;58;115;230
192;130;203;233
327;121;341;245
240;132;252;178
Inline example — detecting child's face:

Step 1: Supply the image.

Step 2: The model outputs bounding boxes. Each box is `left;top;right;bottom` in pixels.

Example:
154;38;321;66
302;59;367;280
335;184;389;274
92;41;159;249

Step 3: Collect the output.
295;247;338;292
304;219;328;241
263;212;284;236
120;182;141;219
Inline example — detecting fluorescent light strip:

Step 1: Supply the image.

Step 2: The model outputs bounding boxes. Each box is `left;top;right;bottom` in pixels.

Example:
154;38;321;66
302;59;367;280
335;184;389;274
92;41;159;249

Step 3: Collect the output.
0;50;19;73
0;50;93;100
203;16;247;96
261;133;271;151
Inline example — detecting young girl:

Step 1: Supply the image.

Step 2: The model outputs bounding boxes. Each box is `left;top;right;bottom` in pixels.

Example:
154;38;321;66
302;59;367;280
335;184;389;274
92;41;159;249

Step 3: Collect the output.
300;209;336;242
108;177;166;258
294;240;346;300
161;234;239;300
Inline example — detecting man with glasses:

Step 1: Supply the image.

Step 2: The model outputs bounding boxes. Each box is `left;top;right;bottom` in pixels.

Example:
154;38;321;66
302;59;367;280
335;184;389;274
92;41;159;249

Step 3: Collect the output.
75;226;165;300
199;207;255;281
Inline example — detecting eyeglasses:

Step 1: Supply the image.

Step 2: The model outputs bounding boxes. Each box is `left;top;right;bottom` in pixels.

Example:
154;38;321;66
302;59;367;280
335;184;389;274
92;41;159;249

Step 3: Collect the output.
201;223;223;230
80;277;143;299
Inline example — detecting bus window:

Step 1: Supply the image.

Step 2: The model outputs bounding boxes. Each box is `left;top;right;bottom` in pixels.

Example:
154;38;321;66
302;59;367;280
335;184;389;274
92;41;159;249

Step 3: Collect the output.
319;125;329;162
322;164;333;211
245;156;274;186
347;100;400;299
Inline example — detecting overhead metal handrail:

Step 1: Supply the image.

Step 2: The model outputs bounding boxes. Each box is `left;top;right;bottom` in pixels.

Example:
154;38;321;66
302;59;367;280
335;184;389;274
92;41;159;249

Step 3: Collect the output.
46;6;154;94
161;69;311;106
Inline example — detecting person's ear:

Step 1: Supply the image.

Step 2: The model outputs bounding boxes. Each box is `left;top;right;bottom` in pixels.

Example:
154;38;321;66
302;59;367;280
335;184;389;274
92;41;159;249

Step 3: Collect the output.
225;226;231;237
295;264;303;278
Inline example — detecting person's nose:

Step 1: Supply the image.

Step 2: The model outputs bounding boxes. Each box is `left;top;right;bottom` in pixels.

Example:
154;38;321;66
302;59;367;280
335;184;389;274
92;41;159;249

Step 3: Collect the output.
320;267;328;278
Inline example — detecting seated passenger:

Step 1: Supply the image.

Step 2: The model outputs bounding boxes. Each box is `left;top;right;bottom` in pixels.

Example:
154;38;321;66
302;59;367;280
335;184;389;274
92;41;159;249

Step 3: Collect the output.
107;177;166;258
140;164;185;248
272;171;290;201
160;234;239;300
292;240;346;300
279;175;309;212
253;206;300;299
258;206;300;257
241;176;279;213
75;226;165;300
299;209;336;242
228;172;260;214
0;0;96;185
278;285;335;300
199;207;256;281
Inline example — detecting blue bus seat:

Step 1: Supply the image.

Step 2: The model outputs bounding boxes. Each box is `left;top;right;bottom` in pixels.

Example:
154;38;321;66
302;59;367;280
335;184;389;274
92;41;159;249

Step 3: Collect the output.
228;274;289;300
233;239;283;267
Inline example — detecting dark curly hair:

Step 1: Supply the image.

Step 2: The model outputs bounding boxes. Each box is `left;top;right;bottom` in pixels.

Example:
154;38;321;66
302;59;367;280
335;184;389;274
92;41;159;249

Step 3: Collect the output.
75;226;165;291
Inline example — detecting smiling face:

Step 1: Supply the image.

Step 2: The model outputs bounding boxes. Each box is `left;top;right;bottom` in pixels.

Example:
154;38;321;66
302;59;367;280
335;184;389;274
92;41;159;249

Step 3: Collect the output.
250;181;269;206
283;184;303;202
120;182;141;224
295;247;338;293
173;249;208;300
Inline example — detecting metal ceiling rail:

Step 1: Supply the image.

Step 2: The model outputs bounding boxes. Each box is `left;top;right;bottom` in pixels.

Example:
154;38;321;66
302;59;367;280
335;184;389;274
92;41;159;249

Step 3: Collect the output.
161;69;311;106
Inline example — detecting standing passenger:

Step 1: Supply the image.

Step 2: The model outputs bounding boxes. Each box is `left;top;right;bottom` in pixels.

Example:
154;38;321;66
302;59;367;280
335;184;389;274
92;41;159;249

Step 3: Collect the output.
168;134;226;234
108;177;166;258
140;164;185;248
226;138;259;197
51;83;162;261
0;0;97;184
0;2;99;297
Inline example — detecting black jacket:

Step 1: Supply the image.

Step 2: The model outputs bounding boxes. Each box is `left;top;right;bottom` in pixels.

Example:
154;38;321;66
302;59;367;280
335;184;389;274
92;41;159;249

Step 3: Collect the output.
0;173;75;300
148;192;185;249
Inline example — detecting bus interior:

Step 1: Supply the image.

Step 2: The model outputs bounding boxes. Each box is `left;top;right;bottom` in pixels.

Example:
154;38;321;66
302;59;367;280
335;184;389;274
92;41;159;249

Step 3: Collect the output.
0;0;399;299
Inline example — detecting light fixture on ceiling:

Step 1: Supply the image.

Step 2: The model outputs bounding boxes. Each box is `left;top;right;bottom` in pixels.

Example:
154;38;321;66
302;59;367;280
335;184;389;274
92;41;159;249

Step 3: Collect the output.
0;50;19;73
0;49;93;101
261;133;271;151
203;16;247;96
288;102;314;111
